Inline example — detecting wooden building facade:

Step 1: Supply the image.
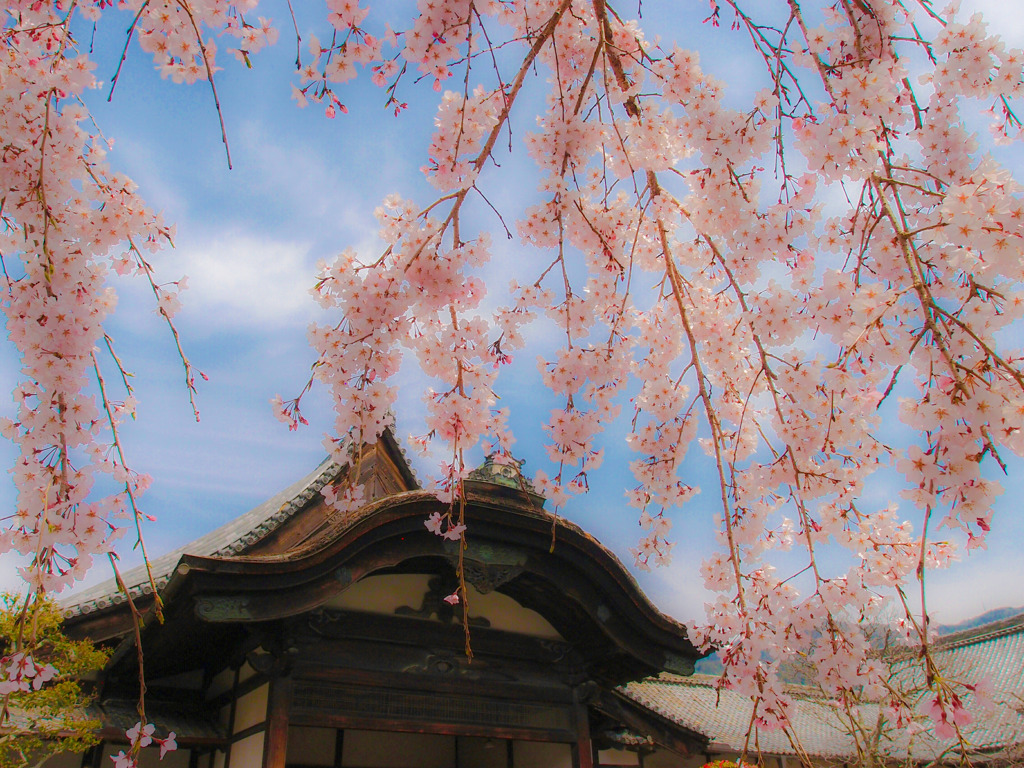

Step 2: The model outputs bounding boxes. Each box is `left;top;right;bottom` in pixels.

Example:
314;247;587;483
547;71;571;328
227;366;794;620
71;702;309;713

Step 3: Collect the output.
55;434;708;768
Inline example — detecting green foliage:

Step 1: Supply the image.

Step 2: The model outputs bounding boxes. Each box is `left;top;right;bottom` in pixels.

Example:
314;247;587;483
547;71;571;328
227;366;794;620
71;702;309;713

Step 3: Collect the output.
0;594;108;768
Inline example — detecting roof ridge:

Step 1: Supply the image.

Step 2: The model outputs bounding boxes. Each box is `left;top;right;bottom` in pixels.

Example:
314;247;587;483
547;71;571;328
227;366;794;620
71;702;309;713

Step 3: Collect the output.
646;672;829;700
936;611;1024;650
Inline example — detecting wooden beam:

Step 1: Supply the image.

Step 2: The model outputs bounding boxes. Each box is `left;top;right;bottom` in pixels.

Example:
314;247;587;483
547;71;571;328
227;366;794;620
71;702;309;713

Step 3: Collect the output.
287;710;575;743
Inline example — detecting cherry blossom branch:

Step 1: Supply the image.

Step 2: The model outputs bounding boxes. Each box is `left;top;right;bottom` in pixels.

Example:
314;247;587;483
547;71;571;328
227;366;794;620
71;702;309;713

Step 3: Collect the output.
93;352;163;621
173;0;233;169
108;1;151;102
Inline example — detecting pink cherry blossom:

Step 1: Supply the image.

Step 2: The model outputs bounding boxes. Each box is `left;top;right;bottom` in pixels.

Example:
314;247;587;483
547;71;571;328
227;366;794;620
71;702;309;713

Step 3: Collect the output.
4;0;1023;755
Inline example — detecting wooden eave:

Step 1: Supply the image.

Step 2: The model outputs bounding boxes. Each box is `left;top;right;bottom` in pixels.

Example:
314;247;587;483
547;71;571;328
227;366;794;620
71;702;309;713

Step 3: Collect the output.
116;485;699;687
64;431;419;644
593;689;708;759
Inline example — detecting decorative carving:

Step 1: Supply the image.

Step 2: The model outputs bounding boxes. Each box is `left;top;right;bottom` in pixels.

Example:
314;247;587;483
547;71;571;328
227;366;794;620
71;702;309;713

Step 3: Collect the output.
574;680;600;704
332;566;353;588
460;560;523;594
440;540;527;594
398;650;519;682
194;596;251;622
538;639;574;663
444;540;528;567
307;608;345;636
246;646;298;677
467;455;541;496
394;575;491;627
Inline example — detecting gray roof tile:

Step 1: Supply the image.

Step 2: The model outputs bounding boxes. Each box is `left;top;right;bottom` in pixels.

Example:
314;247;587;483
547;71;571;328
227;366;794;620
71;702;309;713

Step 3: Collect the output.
62;458;339;618
621;613;1024;764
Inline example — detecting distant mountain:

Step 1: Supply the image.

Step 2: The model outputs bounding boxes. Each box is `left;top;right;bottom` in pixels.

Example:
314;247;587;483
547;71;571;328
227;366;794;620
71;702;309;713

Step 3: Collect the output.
935;606;1024;636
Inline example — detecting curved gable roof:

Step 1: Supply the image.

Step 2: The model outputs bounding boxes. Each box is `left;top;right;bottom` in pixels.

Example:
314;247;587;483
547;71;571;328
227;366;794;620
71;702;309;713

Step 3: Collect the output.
66;434;700;688
164;482;700;685
62;457;341;620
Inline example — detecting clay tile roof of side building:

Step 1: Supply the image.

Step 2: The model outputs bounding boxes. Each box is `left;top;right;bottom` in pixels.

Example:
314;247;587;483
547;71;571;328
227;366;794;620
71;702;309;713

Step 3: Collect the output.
620;673;859;759
622;612;1024;765
927;611;1024;756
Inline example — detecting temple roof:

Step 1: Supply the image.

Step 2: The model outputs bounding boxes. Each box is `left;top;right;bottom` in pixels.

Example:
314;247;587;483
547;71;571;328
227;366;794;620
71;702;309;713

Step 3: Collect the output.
618;612;1024;764
62;457;342;619
56;428;1024;764
64;429;421;621
621;674;855;759
64;431;700;688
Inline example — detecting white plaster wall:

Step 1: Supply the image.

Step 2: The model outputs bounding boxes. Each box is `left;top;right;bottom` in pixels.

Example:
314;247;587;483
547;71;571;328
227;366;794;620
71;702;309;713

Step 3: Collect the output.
137;746;190;768
237;661;257;684
468;587;561;639
327;574;562;639
456;736;507;768
329;574;433;615
206;667;235;700
233;683;269;732
230;733;265;767
597;747;640;766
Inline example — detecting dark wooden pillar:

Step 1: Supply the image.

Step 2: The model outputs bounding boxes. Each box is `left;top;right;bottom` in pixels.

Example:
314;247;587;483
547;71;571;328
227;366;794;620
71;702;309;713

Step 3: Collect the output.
81;743;104;768
334;729;345;768
573;688;594;768
262;675;293;768
224;666;240;768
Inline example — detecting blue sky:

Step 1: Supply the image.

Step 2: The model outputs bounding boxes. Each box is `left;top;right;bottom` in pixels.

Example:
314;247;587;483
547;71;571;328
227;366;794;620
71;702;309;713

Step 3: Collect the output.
2;0;1024;626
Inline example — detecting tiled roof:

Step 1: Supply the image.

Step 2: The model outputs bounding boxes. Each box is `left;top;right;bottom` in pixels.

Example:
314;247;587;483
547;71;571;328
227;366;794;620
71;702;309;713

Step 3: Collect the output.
61;458;341;618
92;698;226;742
926;613;1024;757
622;612;1024;764
621;674;856;759
3;699;226;743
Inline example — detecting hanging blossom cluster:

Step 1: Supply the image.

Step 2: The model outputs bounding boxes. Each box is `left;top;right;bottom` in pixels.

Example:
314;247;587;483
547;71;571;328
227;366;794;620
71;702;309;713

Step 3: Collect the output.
273;0;1024;756
110;722;176;767
0;652;57;694
0;0;271;762
2;2;168;598
2;0;1024;764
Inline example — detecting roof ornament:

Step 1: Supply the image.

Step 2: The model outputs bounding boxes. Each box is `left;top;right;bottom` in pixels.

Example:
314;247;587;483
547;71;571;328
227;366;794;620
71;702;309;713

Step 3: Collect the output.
467;454;544;505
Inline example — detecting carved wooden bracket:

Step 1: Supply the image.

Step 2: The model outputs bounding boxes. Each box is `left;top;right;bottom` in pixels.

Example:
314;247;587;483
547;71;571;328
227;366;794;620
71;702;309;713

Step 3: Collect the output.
394;574;491;627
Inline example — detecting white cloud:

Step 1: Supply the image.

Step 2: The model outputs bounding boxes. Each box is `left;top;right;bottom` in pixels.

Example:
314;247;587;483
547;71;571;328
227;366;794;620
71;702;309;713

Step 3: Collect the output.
172;231;317;327
963;0;1024;47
